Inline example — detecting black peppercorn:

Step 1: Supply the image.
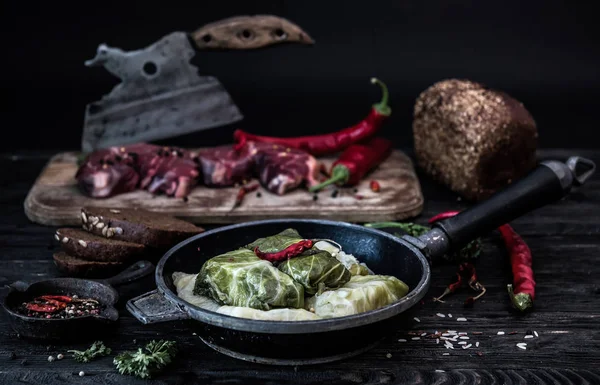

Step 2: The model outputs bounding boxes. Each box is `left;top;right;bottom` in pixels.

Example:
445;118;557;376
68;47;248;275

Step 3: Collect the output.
331;190;339;198
313;195;318;201
256;192;262;198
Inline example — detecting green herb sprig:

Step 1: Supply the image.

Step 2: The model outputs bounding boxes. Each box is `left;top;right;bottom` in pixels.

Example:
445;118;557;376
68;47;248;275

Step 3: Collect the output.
68;341;112;363
114;340;177;379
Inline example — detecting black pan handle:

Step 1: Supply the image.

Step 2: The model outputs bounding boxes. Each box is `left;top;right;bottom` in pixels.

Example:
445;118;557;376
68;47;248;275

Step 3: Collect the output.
101;260;155;287
419;156;596;257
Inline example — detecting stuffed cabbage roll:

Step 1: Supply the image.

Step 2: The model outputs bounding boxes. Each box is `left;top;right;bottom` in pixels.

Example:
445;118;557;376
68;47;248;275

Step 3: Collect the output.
245;228;305;253
174;272;319;321
305;275;409;318
278;249;351;295
194;248;304;310
314;241;371;276
173;272;221;311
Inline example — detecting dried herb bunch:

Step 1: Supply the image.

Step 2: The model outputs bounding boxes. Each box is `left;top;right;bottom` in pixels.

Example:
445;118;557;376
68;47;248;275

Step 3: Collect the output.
68;341;112;363
114;340;177;379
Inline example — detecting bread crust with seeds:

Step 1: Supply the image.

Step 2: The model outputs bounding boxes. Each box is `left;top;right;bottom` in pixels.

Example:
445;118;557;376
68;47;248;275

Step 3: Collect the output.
413;79;538;201
81;207;204;249
56;228;147;262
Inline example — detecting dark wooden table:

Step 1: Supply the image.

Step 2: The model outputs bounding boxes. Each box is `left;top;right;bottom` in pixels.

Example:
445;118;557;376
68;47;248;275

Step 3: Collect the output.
1;149;599;385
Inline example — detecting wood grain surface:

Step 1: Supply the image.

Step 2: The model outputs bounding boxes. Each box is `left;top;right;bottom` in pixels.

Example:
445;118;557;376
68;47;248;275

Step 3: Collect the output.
23;150;424;226
2;149;599;385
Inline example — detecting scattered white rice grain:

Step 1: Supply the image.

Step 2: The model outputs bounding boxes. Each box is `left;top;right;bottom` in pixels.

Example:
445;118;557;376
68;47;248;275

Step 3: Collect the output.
436;313;446;318
398;339;407;342
436;338;440;344
442;353;450;356
524;335;534;339
420;332;427;337
413;317;420;322
442;333;451;337
412;337;421;340
476;342;480;347
440;337;451;341
463;344;472;349
456;317;467;322
448;314;452;318
516;343;527;350
460;336;469;340
447;330;457;333
435;369;445;373
458;332;468;336
458;341;467;345
192;332;197;336
534;331;539;337
497;331;505;335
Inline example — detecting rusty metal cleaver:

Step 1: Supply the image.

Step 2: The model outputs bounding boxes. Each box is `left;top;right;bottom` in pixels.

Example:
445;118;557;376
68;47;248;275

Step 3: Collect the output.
81;15;314;152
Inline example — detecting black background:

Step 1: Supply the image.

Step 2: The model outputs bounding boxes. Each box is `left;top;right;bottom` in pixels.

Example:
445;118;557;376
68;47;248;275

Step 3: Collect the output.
3;0;599;151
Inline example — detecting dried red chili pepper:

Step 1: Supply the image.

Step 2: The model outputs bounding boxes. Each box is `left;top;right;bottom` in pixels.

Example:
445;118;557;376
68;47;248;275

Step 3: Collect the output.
253;240;314;262
463;262;486;307
500;224;535;311
433;268;463;303
25;303;60;313
308;137;393;192
232;183;260;209
370;180;381;192
233;78;391;156
427;210;461;224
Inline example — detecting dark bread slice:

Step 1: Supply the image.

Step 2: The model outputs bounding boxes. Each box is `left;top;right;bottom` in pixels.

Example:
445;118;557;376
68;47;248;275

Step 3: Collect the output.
80;207;204;249
53;251;124;278
55;228;146;262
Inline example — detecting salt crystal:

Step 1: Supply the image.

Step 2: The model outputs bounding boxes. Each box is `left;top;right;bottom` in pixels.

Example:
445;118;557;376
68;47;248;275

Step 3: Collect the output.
386;353;392;358
414;317;420;322
476;342;480;347
448;314;453;318
456;317;467;322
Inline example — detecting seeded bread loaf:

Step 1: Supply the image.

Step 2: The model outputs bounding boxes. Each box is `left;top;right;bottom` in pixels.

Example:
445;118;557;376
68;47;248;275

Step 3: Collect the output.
53;251;124;278
80;207;204;249
55;228;146;262
413;79;538;201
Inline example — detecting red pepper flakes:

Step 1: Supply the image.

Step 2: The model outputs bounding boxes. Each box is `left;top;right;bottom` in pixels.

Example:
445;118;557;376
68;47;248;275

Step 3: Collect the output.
370;180;381;192
232;183;260;209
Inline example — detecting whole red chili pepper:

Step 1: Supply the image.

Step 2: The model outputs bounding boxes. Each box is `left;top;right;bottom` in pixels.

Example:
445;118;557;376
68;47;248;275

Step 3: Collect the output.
233;78;392;156
308;137;393;192
253;240;314;262
38;295;74;303
25;303;60;313
500;224;535;311
428;211;461;224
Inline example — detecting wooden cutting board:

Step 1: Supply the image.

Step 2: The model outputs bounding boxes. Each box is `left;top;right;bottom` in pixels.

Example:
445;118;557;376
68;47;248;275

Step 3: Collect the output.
24;150;423;226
